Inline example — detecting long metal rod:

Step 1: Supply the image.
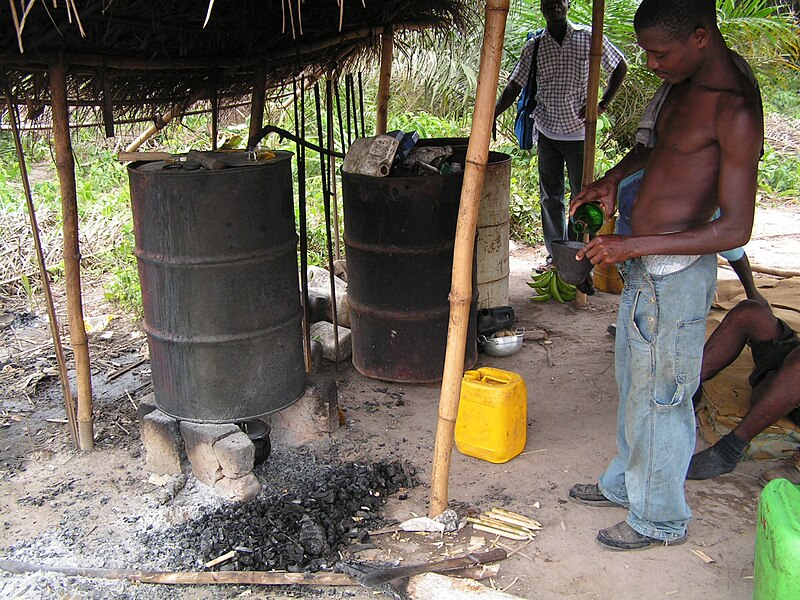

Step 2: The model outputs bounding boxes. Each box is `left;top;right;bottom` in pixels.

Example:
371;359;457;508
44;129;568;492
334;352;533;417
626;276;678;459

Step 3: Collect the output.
325;78;341;261
1;71;79;448
334;79;346;155
429;0;509;517
49;62;94;451
357;72;365;136
314;82;341;368
295;77;312;374
344;75;352;147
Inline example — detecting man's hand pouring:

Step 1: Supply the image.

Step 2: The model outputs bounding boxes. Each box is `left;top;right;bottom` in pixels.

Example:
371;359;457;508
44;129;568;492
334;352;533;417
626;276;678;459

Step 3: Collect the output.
569;174;632;267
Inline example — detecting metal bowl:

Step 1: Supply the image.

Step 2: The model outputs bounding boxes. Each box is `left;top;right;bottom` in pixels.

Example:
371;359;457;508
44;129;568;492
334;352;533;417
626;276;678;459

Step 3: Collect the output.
479;329;524;357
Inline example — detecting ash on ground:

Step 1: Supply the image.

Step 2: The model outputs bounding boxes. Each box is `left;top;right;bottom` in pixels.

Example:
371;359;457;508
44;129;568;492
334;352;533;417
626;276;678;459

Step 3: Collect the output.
0;446;417;599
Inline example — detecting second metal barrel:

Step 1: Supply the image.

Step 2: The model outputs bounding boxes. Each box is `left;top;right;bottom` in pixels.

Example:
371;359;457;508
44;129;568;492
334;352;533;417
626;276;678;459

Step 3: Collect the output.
342;167;478;383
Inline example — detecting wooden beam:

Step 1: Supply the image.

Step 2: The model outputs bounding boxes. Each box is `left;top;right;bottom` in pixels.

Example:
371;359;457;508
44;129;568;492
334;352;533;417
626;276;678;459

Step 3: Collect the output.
248;65;267;149
429;0;509;518
49;62;94;451
0;21;438;72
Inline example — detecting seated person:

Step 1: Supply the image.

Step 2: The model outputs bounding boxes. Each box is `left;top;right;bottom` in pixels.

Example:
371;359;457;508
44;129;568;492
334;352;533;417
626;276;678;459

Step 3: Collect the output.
687;300;800;479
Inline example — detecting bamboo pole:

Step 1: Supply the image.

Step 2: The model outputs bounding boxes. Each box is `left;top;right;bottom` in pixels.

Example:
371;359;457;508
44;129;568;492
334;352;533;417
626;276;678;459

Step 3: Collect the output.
248;65;267;149
2;72;79;448
574;0;605;309
49;63;94;451
375;25;394;135
429;0;509;518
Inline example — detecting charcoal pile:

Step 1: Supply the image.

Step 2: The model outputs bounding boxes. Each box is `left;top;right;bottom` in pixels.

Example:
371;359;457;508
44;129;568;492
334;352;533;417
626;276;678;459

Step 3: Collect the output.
142;459;416;573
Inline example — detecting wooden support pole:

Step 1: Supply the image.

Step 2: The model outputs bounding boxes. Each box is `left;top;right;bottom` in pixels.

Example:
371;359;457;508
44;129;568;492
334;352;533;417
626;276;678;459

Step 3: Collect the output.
49;63;94;451
575;0;605;309
2;72;79;448
248;65;267;149
375;25;394;135
429;0;509;518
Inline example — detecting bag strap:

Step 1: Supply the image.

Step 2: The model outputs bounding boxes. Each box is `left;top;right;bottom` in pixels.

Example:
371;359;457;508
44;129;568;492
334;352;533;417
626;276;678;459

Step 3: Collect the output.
523;30;543;115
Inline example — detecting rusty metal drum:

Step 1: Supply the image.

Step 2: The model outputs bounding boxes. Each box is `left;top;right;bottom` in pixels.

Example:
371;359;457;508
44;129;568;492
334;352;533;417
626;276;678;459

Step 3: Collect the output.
127;151;306;422
342;165;478;383
414;141;512;308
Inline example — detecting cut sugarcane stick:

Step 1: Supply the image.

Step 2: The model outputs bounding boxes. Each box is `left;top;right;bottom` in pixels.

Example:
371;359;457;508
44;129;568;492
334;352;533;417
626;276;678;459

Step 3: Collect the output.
489;508;542;529
475;517;536;539
468;518;534;539
470;523;528;541
486;509;542;530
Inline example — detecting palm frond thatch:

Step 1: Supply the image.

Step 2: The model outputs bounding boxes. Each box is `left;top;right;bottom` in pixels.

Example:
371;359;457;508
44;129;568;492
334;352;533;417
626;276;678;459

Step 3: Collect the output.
1;0;470;121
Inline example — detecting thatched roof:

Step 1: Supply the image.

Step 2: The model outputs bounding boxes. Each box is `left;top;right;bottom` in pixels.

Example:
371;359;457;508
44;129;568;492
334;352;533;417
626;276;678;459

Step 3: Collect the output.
1;0;470;121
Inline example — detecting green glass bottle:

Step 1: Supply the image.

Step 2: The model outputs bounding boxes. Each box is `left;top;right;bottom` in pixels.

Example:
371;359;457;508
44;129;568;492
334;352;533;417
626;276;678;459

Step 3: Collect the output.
571;202;606;235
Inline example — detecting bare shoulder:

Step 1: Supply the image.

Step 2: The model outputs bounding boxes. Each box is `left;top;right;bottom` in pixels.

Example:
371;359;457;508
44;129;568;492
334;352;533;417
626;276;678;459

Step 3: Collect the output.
712;67;762;147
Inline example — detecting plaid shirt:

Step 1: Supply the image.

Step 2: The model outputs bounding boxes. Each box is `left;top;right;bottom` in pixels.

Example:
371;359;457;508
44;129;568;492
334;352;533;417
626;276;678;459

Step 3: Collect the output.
509;21;624;140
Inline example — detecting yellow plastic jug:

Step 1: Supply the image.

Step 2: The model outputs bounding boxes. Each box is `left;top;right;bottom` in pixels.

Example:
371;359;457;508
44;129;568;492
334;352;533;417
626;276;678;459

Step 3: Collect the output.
593;217;624;294
455;367;527;463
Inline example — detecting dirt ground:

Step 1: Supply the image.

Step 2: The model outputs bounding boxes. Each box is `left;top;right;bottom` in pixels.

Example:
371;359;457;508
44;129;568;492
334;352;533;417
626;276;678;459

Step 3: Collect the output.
1;200;799;599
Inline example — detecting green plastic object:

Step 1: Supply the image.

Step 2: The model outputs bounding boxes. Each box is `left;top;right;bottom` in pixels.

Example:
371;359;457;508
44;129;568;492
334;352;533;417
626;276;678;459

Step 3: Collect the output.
754;479;800;600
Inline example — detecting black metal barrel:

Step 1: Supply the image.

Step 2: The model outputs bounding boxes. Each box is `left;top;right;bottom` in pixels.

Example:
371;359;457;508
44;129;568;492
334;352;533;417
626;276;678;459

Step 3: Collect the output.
342;166;478;383
127;151;306;422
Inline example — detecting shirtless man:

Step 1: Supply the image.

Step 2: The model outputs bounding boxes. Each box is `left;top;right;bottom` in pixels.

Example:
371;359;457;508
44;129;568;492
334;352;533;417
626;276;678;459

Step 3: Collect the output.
567;0;763;551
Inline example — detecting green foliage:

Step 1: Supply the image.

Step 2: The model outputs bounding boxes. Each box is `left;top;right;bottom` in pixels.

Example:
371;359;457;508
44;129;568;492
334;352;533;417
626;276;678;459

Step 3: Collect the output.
102;222;143;318
387;111;470;139
759;143;800;197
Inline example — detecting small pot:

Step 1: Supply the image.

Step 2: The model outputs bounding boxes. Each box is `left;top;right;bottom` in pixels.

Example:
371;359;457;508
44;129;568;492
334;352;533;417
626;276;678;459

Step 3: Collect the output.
238;419;271;466
478;329;524;358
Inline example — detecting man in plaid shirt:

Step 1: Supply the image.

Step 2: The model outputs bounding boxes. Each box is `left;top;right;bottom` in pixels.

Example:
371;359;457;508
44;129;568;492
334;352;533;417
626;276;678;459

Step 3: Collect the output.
495;0;627;269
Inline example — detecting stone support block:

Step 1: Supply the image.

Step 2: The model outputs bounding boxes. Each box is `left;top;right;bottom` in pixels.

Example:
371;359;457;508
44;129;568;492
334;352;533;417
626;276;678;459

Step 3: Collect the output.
214;430;255;479
269;375;340;447
309;322;352;361
136;392;158;422
214;473;262;502
180;422;239;486
140;409;183;476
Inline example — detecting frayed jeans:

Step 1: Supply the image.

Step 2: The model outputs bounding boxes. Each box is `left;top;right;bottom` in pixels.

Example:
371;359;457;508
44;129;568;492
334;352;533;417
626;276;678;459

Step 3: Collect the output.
598;254;717;541
537;133;584;258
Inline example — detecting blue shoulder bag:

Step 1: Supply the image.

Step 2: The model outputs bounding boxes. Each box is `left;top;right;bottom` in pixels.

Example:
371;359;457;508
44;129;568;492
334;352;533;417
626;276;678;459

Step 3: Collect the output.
514;30;544;151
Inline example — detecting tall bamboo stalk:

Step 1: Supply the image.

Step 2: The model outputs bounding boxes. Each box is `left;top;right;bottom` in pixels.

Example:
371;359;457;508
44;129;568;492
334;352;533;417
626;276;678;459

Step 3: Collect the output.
2;73;79;448
429;0;509;518
582;0;603;189
49;62;94;451
575;0;605;309
375;25;394;135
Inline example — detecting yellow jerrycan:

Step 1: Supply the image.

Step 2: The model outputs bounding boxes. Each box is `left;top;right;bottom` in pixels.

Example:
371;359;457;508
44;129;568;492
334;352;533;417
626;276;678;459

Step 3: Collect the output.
455;367;527;463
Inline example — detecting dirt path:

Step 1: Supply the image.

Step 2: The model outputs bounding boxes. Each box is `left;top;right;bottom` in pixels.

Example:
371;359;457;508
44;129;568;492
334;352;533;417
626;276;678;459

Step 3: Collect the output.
0;202;798;599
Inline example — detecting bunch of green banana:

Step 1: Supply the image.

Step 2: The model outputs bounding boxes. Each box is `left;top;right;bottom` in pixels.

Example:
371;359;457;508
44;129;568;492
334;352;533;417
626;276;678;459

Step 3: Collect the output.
527;269;577;303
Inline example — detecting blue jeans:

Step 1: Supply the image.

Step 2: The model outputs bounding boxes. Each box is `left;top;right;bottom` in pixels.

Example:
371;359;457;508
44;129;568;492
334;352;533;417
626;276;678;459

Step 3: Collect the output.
599;254;717;540
537;133;584;258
